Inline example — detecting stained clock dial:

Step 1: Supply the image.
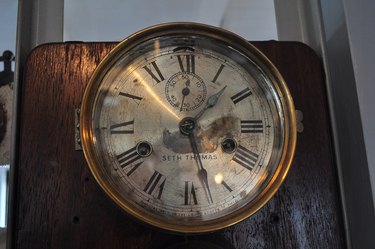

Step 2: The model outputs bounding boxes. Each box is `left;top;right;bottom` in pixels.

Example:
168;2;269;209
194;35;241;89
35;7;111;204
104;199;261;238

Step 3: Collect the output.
81;23;296;233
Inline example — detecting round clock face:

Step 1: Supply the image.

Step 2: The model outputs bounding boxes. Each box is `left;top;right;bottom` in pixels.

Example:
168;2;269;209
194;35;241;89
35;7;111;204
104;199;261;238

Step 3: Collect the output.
81;23;296;233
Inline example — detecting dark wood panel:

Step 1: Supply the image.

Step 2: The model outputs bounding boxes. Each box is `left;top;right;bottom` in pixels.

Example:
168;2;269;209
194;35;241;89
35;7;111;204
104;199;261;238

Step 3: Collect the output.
13;41;346;249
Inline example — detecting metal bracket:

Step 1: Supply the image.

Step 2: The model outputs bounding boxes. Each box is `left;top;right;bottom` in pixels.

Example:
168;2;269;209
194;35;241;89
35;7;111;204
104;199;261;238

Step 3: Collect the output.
74;109;82;150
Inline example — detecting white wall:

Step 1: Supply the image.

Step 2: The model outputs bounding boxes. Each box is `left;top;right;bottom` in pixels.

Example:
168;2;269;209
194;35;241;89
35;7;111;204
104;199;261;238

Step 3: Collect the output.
64;0;277;41
0;0;17;52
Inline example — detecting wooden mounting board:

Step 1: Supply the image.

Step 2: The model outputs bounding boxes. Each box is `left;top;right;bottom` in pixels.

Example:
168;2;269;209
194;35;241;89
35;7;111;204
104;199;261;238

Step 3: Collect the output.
12;41;346;248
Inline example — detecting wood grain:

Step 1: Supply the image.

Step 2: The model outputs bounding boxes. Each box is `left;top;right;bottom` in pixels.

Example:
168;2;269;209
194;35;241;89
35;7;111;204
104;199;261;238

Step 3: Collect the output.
12;42;346;249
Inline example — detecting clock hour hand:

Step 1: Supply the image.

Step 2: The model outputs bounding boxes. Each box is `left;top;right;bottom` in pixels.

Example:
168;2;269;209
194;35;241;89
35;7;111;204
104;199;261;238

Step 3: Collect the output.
194;85;227;120
188;132;213;204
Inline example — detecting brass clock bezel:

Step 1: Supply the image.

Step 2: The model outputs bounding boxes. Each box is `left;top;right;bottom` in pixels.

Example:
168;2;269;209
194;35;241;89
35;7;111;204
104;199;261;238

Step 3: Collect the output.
80;22;296;233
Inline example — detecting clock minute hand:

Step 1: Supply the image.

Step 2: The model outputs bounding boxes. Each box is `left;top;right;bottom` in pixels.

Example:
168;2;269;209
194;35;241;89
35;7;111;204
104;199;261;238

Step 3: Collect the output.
194;85;227;120
188;132;213;204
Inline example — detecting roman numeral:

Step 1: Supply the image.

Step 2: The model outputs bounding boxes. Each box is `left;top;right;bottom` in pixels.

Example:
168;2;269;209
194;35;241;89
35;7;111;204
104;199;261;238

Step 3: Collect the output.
233;145;259;171
221;180;233;192
110;120;134;134
240;120;263;133
184;181;198;205
119;92;142;103
143;61;165;83
212;64;225;83
176;54;195;73
116;146;142;176
231;87;252;104
143;170;166;199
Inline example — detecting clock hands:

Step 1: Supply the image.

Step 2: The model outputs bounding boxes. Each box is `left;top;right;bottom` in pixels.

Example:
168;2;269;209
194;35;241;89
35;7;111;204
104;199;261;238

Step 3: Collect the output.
189;131;214;204
180;79;191;112
194;85;227;120
178;87;228;205
179;117;213;204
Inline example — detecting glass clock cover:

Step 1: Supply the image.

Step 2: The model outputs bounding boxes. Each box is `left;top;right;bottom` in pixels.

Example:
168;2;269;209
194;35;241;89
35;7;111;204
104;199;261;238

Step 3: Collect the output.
80;23;296;233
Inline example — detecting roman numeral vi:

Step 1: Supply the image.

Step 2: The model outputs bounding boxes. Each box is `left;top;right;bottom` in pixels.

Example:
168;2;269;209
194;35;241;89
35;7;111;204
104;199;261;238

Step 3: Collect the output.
184;181;198;205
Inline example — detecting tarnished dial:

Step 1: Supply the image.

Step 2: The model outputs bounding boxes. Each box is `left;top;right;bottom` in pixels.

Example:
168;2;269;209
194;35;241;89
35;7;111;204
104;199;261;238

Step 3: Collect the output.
80;23;296;233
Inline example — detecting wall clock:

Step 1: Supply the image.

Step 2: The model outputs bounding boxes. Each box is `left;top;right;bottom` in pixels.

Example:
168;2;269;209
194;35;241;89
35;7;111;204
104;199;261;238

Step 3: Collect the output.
14;23;346;249
80;22;296;233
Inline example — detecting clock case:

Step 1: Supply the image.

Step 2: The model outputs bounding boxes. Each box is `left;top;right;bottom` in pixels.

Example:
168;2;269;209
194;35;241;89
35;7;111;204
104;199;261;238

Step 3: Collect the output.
11;41;346;248
80;24;296;234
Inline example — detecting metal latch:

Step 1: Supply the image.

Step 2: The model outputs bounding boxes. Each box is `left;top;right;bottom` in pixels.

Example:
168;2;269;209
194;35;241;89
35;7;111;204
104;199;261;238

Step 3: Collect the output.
296;109;304;133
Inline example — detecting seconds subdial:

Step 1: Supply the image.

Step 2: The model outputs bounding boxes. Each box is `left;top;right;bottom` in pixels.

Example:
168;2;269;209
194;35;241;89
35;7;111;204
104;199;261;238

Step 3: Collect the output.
165;71;207;112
